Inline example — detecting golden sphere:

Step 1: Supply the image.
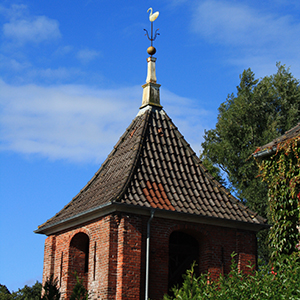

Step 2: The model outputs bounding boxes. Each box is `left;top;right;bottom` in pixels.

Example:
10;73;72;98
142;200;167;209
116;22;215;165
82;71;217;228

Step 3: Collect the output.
147;46;156;56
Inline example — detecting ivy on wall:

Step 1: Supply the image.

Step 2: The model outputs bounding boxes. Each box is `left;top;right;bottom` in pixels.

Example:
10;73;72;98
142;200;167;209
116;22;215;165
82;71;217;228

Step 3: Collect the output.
255;137;300;259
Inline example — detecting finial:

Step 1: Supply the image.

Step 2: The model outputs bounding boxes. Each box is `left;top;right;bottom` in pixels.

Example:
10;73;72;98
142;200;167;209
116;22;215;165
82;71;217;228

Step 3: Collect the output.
147;7;159;22
144;8;160;56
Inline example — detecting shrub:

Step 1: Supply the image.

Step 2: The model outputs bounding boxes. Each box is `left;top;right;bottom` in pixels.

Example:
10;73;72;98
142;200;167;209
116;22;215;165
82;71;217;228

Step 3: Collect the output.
70;273;88;300
41;275;60;300
164;253;300;300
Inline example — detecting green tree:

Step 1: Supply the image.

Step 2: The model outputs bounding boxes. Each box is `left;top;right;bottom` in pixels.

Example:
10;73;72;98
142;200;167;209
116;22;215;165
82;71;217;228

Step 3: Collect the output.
200;63;300;261
0;282;42;300
41;275;60;300
0;284;12;300
70;274;88;300
12;281;42;300
12;282;42;300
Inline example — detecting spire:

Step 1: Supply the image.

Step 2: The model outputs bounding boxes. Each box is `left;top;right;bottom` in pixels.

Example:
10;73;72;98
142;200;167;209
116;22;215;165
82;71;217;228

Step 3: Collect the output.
141;8;162;109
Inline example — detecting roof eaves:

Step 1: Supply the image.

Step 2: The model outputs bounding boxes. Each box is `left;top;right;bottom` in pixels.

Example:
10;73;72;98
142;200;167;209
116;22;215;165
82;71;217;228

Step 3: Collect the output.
117;203;270;231
36;194;269;236
253;147;276;159
35;201;114;235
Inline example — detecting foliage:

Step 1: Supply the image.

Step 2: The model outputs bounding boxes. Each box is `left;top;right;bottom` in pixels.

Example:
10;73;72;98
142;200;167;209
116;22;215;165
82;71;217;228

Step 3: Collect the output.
0;282;42;300
0;285;11;295
255;136;300;259
41;275;60;300
164;253;300;300
200;156;226;186
70;273;88;300
200;63;300;262
0;277;60;300
201;63;300;215
0;284;11;300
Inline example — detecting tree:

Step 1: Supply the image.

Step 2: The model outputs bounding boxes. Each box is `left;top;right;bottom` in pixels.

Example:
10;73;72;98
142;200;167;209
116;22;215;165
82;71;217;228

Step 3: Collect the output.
200;64;300;261
41;275;60;300
70;273;88;300
0;282;42;300
13;282;42;300
0;284;12;300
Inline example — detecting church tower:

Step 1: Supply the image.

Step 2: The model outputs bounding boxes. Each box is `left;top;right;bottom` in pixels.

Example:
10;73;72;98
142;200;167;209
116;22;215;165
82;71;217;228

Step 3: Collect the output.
36;9;268;300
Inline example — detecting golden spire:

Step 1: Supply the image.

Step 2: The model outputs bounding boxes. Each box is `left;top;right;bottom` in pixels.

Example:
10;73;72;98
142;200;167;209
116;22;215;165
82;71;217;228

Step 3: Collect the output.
141;8;162;109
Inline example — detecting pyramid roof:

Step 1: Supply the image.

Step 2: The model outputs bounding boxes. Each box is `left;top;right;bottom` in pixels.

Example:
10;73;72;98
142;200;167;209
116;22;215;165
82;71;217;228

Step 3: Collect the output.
36;104;267;235
36;52;268;235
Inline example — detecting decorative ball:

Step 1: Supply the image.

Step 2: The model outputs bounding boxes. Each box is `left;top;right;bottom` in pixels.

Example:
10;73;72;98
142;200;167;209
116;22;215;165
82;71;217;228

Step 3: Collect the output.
147;46;156;56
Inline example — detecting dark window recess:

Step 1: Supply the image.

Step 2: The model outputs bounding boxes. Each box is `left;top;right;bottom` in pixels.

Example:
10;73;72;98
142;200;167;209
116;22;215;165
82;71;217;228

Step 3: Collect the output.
168;231;199;293
70;232;90;274
67;232;90;293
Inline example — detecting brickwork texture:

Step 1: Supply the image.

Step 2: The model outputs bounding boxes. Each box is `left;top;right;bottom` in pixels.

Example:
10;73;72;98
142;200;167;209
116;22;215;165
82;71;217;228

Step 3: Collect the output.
41;212;257;300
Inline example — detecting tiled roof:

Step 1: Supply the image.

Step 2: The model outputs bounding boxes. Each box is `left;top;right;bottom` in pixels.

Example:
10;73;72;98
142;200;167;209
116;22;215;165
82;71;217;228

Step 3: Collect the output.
260;122;300;151
37;106;267;232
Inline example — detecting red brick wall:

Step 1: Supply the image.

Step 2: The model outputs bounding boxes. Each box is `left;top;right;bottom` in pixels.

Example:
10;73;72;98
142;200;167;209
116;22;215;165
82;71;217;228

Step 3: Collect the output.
41;212;257;300
147;218;257;299
116;214;142;299
42;235;56;288
42;216;112;299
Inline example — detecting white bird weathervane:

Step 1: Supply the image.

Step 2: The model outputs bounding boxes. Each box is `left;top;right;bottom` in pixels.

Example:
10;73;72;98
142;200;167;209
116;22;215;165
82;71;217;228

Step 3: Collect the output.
144;7;160;56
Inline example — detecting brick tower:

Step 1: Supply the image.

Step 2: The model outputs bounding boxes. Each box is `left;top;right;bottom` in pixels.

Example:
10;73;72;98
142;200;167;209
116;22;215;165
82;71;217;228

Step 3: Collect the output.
36;12;268;300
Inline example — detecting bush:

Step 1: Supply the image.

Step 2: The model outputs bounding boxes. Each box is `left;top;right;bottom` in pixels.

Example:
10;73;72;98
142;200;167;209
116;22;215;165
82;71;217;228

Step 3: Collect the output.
41;275;60;300
70;273;88;300
164;253;300;300
0;282;42;300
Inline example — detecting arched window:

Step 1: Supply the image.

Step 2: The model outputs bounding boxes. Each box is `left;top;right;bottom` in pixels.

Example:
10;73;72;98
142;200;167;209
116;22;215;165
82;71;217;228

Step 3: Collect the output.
68;232;89;292
168;231;199;292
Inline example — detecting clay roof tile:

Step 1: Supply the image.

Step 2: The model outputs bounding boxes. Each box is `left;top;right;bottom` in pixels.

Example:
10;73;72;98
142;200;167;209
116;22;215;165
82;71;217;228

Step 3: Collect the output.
37;107;267;233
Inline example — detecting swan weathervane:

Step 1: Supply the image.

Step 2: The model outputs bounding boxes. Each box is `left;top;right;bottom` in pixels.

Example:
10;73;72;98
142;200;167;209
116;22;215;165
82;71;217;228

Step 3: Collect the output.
147;7;159;22
144;7;160;56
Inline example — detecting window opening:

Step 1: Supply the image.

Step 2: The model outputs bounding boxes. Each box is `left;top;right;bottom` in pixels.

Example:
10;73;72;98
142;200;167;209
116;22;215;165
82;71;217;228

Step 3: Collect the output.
168;231;199;292
68;232;90;293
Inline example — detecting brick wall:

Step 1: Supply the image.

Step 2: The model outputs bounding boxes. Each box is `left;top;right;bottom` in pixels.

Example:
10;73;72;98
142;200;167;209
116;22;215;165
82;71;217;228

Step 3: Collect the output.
41;212;257;300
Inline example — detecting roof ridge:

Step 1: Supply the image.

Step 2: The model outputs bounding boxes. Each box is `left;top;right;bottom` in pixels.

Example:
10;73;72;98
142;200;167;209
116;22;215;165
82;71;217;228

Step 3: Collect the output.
115;109;151;202
37;114;148;230
72;116;143;202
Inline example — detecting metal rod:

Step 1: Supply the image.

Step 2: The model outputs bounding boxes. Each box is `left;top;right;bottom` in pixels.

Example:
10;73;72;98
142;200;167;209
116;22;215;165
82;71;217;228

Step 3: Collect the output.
145;209;155;300
151;22;153;46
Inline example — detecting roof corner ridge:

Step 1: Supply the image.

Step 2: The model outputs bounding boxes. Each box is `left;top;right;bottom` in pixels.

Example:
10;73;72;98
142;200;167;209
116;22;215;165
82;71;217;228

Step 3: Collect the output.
114;109;151;202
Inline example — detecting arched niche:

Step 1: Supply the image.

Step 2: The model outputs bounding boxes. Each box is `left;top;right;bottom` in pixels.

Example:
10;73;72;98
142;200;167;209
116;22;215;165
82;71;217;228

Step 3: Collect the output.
168;231;199;292
68;232;90;292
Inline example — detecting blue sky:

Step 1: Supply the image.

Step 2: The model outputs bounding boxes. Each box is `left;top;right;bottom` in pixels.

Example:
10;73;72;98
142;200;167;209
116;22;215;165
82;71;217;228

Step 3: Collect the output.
1;0;300;292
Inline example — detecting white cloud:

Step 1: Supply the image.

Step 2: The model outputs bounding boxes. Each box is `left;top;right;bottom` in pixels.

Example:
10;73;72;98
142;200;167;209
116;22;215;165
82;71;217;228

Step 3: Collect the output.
0;53;31;72
0;81;138;162
77;49;100;64
0;4;28;20
3;15;61;45
30;67;85;82
0;81;210;163
191;1;297;46
54;45;74;56
191;0;300;76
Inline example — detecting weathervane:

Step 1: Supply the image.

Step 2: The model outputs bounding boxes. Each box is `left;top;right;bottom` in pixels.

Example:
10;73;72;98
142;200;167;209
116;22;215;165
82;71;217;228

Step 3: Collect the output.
144;7;160;56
